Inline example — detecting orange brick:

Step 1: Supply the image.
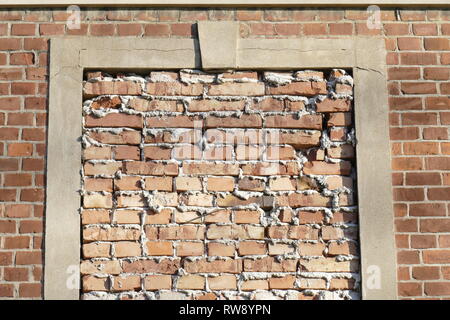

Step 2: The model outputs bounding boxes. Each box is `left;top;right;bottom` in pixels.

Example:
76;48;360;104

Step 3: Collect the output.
146;241;173;255
177;275;205;290
84;81;141;98
175;177;202;191
7;143;33;156
269;275;296;289
83;146;112;160
144;275;172;290
241;279;269;291
208;275;237;290
82;242;111;258
177;242;204;256
114;241;141;257
207;242;235;257
112;276;141;291
85;113;143;128
144;176;173;191
114;176;141;191
206;177;234;191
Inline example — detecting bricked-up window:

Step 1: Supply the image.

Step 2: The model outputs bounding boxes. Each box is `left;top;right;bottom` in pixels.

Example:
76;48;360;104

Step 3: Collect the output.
80;69;359;300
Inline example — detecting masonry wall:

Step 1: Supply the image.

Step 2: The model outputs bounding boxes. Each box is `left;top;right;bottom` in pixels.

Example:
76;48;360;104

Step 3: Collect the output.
0;7;449;300
80;69;357;300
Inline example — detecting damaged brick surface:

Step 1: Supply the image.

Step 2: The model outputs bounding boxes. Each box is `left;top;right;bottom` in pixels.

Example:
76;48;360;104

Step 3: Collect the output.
80;69;359;300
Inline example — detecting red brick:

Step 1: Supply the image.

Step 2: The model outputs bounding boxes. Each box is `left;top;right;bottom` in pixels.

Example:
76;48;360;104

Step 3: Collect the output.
426;157;450;170
424;38;450;51
423;250;450;264
0;38;22;50
3;236;30;249
397;37;421;50
421;219;450;232
0;284;14;297
25;97;46;110
428;188;450;200
425;282;450;296
424;67;450;80
266;81;326;96
405;172;441;186
442;83;450;94
411;235;437;249
413;23;437;35
4;173;32;187
390;127;419;140
401;82;436;94
403;142;439;155
400;52;437;65
384;23;409;35
205;114;262;128
39;23;65;35
85;113;143;128
236;10;262;21
316;98;350;112
10;52;34;65
20;220;43;233
16;251;42;265
303;161;351;175
398;250;420;264
303;23;327;35
249;23;275;36
410;203;446;217
402;113;437;125
396;218;418;232
274;23;301;36
117;24;142;36
90;23;115;36
84;81;141;97
24;38;48;50
426;97;450;110
20;188;44;202
398;282;422;297
26;67;47;80
265;114;322;129
144;24;171;36
19;283;42;298
423;127;448;140
11;24;36;36
171;23;193;37
4;267;28;281
393;188;425;201
443;24;450;35
180;10;208;21
388;67;421;80
22;128;45;141
329;23;353;35
11;82;36;95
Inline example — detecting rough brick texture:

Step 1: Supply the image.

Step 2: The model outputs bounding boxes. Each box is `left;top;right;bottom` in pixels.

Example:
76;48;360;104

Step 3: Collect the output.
0;7;448;300
80;69;357;300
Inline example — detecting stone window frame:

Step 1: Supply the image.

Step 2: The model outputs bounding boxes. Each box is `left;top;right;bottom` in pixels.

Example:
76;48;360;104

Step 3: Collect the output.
45;21;396;300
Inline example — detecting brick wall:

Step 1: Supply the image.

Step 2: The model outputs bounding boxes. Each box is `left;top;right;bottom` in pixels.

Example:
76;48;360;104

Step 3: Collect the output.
80;69;357;300
0;7;449;300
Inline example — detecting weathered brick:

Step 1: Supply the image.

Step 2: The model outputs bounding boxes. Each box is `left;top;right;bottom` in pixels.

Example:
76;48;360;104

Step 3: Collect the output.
205;114;262;128
84;81;142;98
85;113;143;128
265;114;322;129
208;82;265;96
266;81;327;96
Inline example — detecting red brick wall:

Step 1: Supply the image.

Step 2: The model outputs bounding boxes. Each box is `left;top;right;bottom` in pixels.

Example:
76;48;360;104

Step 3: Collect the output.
0;7;449;299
